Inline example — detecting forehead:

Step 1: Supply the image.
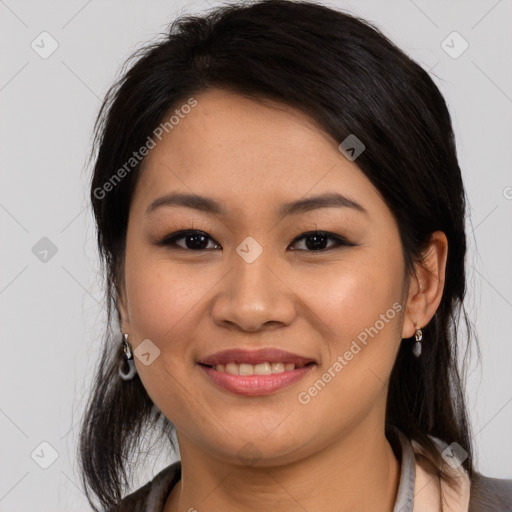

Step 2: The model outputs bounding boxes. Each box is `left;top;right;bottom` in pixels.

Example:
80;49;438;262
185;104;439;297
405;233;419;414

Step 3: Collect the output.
131;89;383;220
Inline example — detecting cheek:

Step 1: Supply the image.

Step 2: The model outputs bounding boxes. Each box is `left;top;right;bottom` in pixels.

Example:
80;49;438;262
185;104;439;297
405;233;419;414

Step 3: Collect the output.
124;251;209;342
299;250;404;393
122;254;208;407
123;255;207;426
301;250;403;337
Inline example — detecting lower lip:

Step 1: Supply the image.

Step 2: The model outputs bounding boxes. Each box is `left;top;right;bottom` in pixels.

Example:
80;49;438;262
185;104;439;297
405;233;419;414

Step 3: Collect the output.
199;364;315;396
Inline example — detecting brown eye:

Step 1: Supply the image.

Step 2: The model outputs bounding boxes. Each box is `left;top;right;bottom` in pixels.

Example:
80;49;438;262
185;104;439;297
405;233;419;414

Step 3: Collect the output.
158;230;221;251
289;231;351;252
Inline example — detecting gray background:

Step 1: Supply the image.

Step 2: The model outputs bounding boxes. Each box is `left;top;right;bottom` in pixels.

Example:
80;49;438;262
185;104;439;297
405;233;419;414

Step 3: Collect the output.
1;0;511;509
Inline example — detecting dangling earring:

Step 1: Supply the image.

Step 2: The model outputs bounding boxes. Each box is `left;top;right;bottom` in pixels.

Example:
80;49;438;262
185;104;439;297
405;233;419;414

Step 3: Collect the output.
413;325;423;358
119;333;137;380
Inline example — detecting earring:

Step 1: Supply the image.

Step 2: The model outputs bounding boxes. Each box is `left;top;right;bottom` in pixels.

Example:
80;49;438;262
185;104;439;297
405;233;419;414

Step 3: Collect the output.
413;325;423;358
119;333;137;380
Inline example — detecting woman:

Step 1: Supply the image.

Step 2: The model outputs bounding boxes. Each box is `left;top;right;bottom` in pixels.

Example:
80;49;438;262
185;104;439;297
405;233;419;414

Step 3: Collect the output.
78;0;512;510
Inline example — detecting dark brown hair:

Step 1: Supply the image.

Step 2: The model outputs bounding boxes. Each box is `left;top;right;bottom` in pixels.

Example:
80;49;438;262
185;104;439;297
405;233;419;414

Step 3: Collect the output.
79;0;478;509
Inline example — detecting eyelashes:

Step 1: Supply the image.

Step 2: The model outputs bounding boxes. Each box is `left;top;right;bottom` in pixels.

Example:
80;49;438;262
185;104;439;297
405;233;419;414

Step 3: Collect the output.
156;229;354;253
158;230;220;251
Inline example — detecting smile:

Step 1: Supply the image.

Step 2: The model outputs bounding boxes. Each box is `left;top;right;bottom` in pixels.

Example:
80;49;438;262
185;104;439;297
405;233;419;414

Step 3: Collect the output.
197;347;317;395
208;361;309;375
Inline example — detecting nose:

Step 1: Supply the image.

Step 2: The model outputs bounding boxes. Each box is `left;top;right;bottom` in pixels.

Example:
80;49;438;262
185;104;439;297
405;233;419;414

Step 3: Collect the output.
211;247;297;333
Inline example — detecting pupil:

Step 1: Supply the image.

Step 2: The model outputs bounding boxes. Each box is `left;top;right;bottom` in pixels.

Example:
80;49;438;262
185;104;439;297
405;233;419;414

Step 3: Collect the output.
187;234;208;250
306;234;327;250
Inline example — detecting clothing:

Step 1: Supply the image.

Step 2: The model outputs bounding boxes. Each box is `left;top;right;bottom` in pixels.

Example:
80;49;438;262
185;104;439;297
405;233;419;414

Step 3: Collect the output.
110;427;512;511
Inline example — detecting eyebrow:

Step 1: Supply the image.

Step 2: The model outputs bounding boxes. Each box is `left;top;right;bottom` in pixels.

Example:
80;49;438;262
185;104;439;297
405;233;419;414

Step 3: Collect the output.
145;192;368;218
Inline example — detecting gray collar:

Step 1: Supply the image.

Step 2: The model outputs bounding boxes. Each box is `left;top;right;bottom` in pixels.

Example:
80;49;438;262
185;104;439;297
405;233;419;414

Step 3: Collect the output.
391;426;416;512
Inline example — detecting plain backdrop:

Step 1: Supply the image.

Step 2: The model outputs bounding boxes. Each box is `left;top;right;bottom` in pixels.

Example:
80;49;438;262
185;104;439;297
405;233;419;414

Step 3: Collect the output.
1;0;511;510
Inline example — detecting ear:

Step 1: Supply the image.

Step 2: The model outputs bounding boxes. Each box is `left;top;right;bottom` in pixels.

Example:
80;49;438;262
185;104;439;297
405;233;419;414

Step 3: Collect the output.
401;231;448;339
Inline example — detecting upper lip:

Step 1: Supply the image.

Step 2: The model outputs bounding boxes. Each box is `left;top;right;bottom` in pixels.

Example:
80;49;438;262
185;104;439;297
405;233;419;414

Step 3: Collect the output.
198;348;316;367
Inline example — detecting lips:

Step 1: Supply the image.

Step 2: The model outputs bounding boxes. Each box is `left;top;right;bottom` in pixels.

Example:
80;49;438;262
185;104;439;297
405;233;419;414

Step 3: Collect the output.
198;348;316;367
197;348;316;396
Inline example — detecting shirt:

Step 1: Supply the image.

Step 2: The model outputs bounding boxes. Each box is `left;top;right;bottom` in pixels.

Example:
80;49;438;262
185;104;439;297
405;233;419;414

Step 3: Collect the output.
111;426;512;511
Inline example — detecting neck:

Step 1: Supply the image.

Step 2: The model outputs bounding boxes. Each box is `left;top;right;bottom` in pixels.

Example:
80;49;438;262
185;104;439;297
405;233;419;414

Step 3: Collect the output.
164;423;401;512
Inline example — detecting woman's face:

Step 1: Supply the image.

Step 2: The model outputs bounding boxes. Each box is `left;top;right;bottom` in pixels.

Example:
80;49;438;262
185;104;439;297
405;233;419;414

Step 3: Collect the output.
119;88;416;465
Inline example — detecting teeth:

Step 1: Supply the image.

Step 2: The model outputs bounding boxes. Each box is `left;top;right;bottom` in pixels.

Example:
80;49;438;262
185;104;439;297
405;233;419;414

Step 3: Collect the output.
214;361;301;375
239;363;254;376
271;362;284;373
254;362;271;375
225;363;238;374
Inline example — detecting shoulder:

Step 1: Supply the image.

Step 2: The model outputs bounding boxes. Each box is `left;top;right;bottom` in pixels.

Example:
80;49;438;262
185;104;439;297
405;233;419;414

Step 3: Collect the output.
469;471;512;511
109;461;181;512
408;430;512;511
